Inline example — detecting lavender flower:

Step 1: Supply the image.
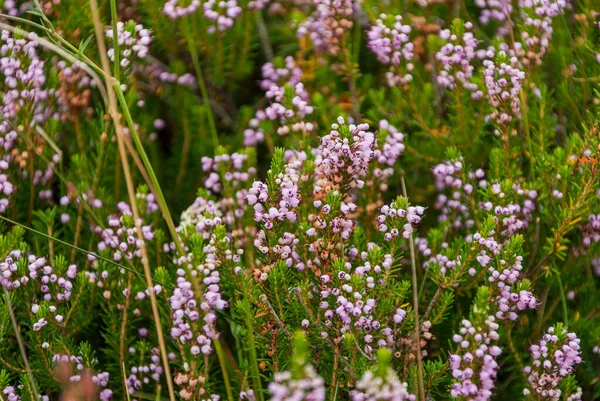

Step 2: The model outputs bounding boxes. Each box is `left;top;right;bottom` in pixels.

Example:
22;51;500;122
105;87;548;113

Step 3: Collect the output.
126;347;164;394
436;22;482;98
201;152;256;194
475;0;512;36
1;30;57;136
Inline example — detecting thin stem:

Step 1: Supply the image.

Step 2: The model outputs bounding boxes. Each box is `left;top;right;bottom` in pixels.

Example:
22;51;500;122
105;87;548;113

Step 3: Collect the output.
176;110;192;191
520;89;535;180
417;269;429;302
352;1;361;65
506;325;527;383
47;224;54;261
110;0;120;80
35;125;62;157
255;11;273;61
554;270;569;326
422;286;442;323
242;305;265;401
184;20;219;148
343;46;360;121
4;288;39;400
122;362;132;401
330;344;340;401
400;176;426;401
213;338;235;401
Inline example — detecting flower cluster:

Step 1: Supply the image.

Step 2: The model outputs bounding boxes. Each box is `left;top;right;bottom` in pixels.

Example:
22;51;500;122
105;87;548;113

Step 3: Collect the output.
449;316;502;399
484;182;537;238
432;158;536;237
56;60;95;120
203;0;242;33
484;243;538;320
106;21;152;68
2;386;20;401
364;120;406;193
177;195;224;238
247;159;302;227
517;0;568;67
314;118;375;192
125;346;164;395
350;367;415;401
483;50;526;125
0;159;14;212
367;15;415;87
136;62;197;90
0;250;77;307
579;214;600;249
1;30;57;135
174;372;212;400
169;235;231;356
95;201;155;261
432;159;479;230
163;0;241;32
475;0;512;36
244;57;314;146
315;249;397;352
524;326;583;400
51;353;113;400
260;57;302;91
0;0;598;399
162;0;201;19
297;0;353;55
268;363;325;401
436;22;482;98
376;200;425;240
373;120;405;168
201;152;256;194
2;0;27;17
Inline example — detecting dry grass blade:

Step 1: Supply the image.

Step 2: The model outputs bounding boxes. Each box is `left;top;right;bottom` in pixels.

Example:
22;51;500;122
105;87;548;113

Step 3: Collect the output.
85;1;176;400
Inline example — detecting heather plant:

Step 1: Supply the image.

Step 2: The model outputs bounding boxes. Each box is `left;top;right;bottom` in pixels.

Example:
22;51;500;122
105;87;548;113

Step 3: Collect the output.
0;0;599;400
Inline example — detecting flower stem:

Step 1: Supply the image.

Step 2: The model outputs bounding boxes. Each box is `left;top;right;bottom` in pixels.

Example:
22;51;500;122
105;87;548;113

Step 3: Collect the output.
554;269;569;326
400;175;426;401
184;20;219;148
213;338;235;401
